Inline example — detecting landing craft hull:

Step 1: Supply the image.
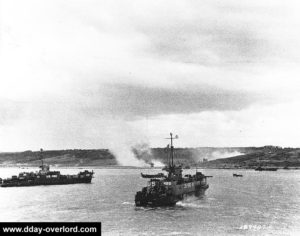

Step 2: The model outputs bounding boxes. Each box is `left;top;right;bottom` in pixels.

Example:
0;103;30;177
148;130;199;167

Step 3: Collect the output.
135;184;209;207
135;192;179;207
1;177;92;187
135;196;178;207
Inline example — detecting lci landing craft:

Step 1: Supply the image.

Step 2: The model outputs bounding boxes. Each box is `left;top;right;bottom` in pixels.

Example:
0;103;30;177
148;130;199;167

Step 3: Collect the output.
135;133;212;207
0;149;94;187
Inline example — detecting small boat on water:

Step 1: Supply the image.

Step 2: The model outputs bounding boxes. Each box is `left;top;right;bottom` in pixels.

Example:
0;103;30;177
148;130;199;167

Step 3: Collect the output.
233;174;243;177
255;167;278;171
141;173;165;178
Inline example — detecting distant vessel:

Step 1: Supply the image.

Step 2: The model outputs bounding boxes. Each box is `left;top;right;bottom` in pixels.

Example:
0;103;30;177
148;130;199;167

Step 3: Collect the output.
0;149;94;187
141;173;165;178
233;173;243;177
135;133;212;207
255;167;278;171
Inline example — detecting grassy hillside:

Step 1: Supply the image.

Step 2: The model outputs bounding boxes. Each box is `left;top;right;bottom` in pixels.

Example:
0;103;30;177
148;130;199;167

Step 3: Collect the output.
200;146;300;168
0;147;246;167
0;146;299;168
0;149;117;166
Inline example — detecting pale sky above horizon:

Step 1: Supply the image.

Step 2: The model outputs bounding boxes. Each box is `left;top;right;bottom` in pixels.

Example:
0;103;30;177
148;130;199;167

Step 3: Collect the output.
1;0;300;151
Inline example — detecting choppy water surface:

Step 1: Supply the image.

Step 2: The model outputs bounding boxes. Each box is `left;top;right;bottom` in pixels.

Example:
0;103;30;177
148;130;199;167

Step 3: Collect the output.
0;168;299;235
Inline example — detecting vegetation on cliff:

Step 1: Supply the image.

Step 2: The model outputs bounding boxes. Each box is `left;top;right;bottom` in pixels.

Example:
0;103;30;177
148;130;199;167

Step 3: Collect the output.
0;146;299;168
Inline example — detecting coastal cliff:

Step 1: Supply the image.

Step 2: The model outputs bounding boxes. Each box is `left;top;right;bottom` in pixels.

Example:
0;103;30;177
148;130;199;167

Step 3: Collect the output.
0;146;299;168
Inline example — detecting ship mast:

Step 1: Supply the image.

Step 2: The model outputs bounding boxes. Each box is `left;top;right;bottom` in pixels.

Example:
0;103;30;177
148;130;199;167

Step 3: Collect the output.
39;148;44;167
166;133;178;167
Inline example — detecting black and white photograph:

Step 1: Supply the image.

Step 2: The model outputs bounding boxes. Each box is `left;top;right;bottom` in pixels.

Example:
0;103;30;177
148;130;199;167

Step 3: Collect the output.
0;0;300;235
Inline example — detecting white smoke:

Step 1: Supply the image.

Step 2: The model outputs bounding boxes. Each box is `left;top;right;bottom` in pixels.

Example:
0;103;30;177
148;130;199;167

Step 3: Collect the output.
109;145;147;167
210;151;243;160
99;119;149;167
133;143;152;157
151;160;165;167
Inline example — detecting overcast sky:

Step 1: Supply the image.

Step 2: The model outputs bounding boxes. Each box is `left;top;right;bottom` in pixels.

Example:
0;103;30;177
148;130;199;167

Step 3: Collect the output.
1;0;300;151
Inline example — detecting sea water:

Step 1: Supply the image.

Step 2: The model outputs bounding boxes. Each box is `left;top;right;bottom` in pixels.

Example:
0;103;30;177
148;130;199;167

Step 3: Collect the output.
0;168;299;235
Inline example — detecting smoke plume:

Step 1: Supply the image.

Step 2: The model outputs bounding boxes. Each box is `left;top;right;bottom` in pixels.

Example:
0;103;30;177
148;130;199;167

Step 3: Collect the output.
109;145;147;167
210;151;243;160
100;120;149;167
151;160;165;167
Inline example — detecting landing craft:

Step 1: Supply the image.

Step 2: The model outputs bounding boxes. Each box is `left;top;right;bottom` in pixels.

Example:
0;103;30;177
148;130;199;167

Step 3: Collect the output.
0;149;94;187
135;133;212;207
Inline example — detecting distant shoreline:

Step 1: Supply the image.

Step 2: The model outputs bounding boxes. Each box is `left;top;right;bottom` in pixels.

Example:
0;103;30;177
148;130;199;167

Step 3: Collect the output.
0;146;299;169
0;165;299;170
